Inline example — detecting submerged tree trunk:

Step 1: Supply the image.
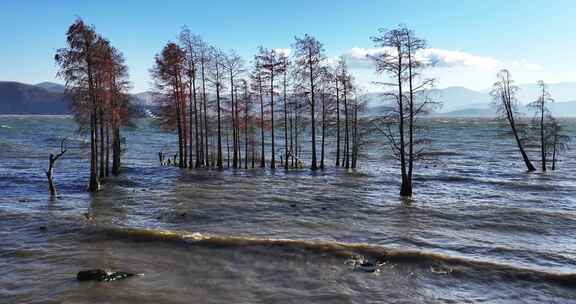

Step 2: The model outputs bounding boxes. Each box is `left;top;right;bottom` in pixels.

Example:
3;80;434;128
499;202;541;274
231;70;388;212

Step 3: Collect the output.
99;108;105;180
244;84;249;169
216;69;223;169
539;86;546;172
552;133;557;171
309;52;317;171
343;84;350;169
396;44;410;197
259;75;266;168
201;56;209;167
320;91;325;170
289;97;294;168
335;80;340;167
175;89;184;169
352;102;358;169
283;71;289;170
45;139;67;197
270;71;276;169
89;104;99;192
105;124;110;177
112;127;121;175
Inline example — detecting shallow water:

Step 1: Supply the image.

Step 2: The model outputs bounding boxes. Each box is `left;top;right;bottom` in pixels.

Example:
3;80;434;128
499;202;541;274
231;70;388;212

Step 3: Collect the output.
1;115;576;303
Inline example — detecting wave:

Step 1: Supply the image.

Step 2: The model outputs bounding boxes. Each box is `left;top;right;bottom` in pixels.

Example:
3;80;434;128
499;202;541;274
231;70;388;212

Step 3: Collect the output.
95;226;576;287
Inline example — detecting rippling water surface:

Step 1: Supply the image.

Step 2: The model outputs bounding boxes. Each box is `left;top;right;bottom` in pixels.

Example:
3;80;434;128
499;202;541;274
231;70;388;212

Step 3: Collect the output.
1;115;575;303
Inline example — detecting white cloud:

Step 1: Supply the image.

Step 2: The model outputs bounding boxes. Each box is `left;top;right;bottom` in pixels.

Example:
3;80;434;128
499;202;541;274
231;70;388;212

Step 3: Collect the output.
508;59;542;70
342;47;502;70
419;48;500;70
336;47;545;92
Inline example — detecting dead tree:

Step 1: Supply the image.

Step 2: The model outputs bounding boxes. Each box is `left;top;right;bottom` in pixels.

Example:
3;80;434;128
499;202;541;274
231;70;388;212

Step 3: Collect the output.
491;69;536;172
369;26;438;197
528;80;553;171
45;138;68;196
293;34;325;170
548;118;570;170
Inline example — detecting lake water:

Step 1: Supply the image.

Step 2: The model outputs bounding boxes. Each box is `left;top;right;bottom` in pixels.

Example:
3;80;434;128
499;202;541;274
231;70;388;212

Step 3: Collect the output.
1;115;575;303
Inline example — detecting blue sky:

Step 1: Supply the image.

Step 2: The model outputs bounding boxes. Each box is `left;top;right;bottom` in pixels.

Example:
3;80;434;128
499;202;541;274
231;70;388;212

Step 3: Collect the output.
1;0;574;92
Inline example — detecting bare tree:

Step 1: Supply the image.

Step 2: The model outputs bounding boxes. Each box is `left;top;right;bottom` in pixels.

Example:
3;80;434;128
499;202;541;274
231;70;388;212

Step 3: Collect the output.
277;54;291;170
293;34;325;170
223;51;244;168
251;57;267;168
257;47;285;169
491;69;536;172
179;27;202;168
547;119;570;170
528;80;554;171
369;26;438;197
206;47;226;169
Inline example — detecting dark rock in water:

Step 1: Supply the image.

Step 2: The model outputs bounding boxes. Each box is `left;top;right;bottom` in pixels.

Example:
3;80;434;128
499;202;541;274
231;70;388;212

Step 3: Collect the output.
38;225;47;231
77;269;136;282
358;260;378;273
345;256;380;273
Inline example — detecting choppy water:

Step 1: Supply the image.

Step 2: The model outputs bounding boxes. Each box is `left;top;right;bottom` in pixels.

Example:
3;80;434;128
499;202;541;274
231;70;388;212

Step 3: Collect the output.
1;115;576;303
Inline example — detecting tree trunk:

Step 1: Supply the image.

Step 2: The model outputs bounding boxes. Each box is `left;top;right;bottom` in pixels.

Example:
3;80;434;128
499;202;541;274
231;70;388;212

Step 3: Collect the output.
289;97;294;168
397;44;410;197
245;85;249;169
105;124;110;177
201;55;209;167
216;63;223;169
309;50;317;170
283;71;289;170
552;133;557;170
191;69;200;168
46;159;57;196
343;83;350;169
295;101;299;167
335;81;340;167
230;71;237;169
407;41;414;190
259;76;266;168
112;127;121;175
270;71;276;169
175;87;184;169
320;91;325;169
540;88;546;172
99;108;105;180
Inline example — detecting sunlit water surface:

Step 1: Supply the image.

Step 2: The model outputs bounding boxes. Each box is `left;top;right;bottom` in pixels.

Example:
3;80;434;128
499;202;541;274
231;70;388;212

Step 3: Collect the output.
1;116;575;303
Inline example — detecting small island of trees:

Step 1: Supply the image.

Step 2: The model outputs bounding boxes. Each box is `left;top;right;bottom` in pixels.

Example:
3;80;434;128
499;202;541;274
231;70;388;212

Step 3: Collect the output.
54;19;571;198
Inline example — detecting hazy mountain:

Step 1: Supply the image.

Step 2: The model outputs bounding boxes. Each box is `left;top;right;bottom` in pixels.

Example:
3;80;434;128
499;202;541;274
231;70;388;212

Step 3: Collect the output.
365;83;576;117
133;91;158;107
35;82;66;93
0;81;70;114
2;80;576;116
428;86;492;112
363;86;492;113
480;82;576;103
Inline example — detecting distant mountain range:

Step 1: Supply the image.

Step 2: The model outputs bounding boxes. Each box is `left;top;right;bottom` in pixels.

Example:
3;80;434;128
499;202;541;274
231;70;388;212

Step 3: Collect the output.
0;81;71;114
0;81;153;115
363;83;576;117
1;80;576;116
